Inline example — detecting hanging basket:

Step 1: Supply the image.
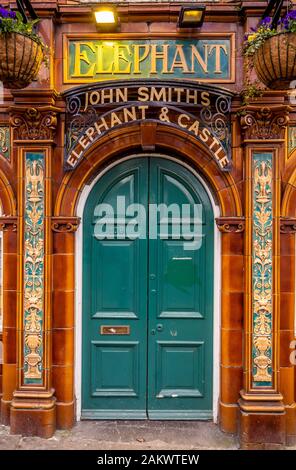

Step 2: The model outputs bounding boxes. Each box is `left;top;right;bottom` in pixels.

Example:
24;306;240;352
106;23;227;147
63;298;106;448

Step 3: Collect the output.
0;32;43;89
254;32;296;90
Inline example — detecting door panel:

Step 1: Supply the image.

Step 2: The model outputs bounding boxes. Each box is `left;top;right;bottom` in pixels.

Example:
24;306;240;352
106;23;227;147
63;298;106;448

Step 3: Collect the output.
82;158;148;418
91;239;139;317
157;239;205;318
156;341;205;397
90;341;140;397
148;159;213;419
82;156;214;420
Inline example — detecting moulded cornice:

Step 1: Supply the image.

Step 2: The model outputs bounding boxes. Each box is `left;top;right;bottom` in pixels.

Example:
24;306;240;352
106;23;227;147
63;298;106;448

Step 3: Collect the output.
216;216;245;233
0;216;17;231
280;217;296;234
51;216;81;233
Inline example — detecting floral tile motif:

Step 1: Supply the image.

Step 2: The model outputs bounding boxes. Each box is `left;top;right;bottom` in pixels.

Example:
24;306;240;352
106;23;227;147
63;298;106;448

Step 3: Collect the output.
0;126;10;160
288;126;296;156
252;153;273;387
23;152;44;385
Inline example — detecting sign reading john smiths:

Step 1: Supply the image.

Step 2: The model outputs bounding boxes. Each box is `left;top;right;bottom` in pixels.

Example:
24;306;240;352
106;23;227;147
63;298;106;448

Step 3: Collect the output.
64;35;235;83
64;81;233;171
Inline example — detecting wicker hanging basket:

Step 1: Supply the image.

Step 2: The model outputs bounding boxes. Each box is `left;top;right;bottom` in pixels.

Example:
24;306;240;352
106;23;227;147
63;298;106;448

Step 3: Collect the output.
0;32;43;89
254;32;296;90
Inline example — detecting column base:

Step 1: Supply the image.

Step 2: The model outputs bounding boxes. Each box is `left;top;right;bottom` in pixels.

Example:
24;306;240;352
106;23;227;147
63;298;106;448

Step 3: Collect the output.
239;391;286;449
56;400;75;430
10;390;56;438
285;403;296;446
219;401;238;434
0;398;11;425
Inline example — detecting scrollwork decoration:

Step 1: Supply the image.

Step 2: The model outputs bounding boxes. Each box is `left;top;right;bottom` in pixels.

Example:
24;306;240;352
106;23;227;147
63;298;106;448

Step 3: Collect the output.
10;107;58;141
241;105;290;141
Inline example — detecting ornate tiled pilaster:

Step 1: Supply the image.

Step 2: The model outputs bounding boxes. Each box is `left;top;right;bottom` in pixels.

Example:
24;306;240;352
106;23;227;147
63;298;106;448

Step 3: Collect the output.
239;104;288;449
23;153;45;384
9;100;59;438
252;154;273;386
288;127;296;157
10;149;56;437
0;126;10;160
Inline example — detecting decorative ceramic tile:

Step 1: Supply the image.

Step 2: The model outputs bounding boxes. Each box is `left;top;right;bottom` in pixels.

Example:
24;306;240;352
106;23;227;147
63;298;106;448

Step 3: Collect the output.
288;126;296;156
23;152;45;385
252;153;273;387
0;126;10;160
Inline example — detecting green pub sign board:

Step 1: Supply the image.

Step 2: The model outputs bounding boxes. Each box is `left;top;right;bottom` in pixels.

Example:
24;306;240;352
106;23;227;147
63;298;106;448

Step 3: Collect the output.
64;35;235;83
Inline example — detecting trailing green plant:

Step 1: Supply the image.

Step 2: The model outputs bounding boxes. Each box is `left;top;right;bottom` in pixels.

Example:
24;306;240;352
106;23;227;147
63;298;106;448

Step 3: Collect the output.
240;54;265;107
0;5;48;60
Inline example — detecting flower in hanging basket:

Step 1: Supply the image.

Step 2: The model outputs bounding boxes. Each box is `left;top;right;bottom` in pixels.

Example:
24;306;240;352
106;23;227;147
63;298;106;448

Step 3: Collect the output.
243;9;296;90
0;5;48;89
0;6;16;19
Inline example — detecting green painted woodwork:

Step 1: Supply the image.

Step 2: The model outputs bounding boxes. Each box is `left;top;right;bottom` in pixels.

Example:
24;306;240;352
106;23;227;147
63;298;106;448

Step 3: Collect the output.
82;157;214;419
147;159;214;418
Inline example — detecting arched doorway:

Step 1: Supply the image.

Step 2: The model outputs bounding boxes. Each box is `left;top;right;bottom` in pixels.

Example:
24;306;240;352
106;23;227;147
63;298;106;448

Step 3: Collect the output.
81;155;214;419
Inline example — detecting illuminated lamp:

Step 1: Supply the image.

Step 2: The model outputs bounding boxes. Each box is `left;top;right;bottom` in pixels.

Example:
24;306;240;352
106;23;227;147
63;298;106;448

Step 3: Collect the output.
178;6;206;28
94;7;118;31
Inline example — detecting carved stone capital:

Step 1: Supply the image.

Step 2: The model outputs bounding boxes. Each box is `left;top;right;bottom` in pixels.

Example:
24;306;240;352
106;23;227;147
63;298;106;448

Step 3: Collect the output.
280;217;296;234
9;106;60;142
0;216;17;231
51;217;81;233
216;216;245;233
240;105;291;141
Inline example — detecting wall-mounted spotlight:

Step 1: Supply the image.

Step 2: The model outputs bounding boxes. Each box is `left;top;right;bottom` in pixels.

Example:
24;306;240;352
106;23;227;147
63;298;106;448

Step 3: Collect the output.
178;6;206;28
94;6;119;31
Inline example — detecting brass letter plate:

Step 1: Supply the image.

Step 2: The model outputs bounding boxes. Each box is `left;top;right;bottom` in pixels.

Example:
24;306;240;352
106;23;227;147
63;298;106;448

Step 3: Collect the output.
100;325;130;336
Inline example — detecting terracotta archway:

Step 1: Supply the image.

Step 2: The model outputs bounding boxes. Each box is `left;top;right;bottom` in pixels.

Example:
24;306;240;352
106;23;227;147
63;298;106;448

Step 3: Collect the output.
278;151;296;440
55;123;242;217
51;122;244;431
0;166;17;425
0;167;16;216
282;150;296;217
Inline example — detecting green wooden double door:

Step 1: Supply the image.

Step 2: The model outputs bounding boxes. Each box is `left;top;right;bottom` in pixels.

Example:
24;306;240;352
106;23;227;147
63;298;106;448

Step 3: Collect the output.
82;157;214;419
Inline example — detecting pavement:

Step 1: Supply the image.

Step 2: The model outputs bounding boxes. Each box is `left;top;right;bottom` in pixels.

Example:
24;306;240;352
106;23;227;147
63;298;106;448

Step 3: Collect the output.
0;420;239;450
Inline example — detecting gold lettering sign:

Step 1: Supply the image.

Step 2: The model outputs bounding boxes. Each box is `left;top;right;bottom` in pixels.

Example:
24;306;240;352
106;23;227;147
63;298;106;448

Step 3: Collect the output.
66;104;230;171
64;34;235;83
64;83;233;171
